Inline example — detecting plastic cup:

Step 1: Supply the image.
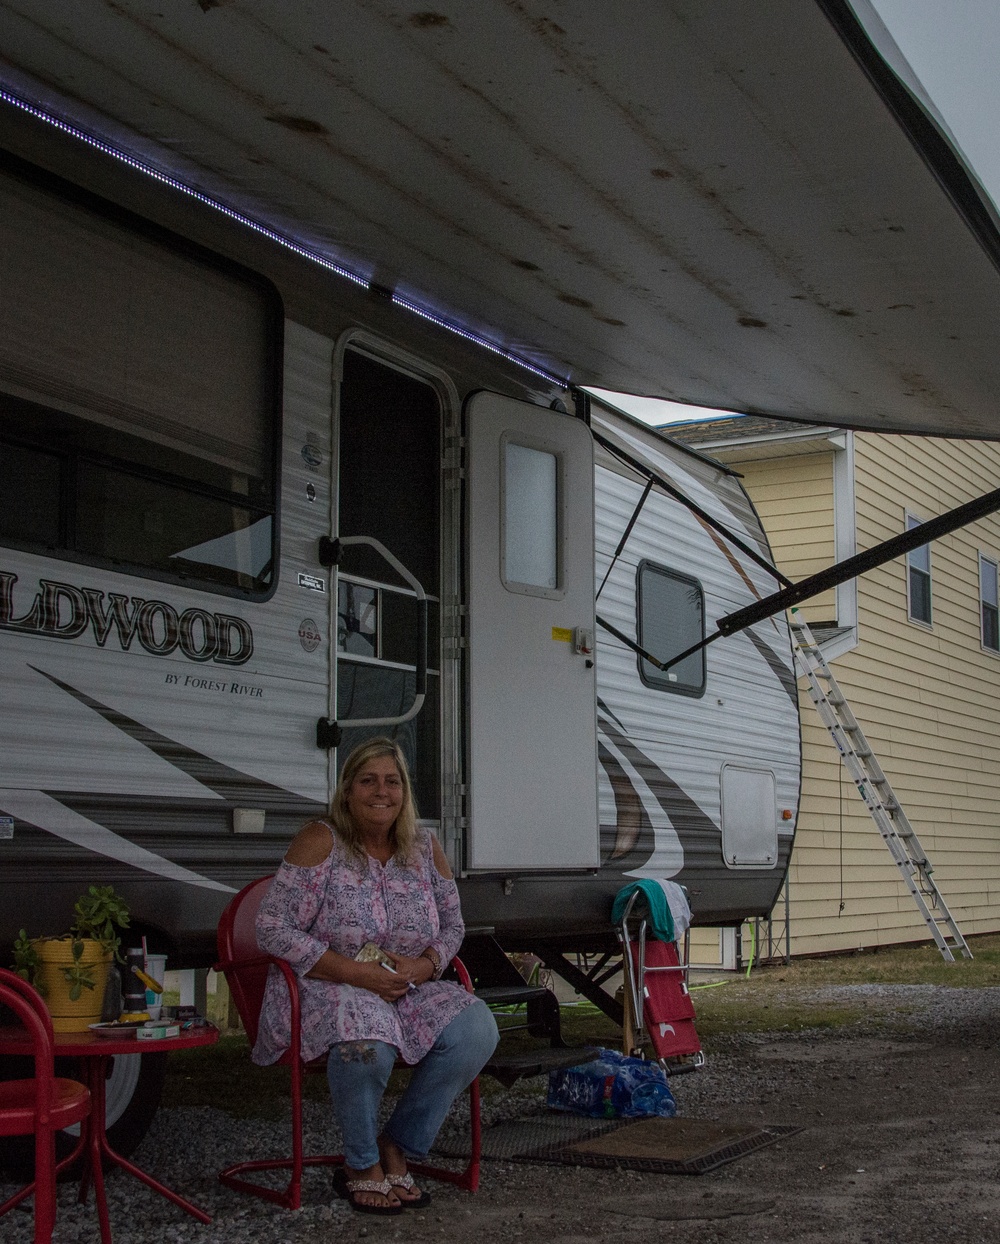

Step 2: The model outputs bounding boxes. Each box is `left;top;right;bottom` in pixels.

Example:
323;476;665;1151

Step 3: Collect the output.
145;953;167;1020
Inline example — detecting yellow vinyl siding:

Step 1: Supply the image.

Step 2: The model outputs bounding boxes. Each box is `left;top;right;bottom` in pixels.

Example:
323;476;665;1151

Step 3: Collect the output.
731;453;836;623
791;434;1000;954
717;432;1000;960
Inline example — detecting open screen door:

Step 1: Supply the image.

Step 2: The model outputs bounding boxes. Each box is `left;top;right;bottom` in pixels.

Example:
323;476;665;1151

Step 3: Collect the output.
465;392;598;870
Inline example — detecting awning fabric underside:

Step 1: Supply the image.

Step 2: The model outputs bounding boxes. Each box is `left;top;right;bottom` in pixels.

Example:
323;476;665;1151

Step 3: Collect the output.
1;0;999;436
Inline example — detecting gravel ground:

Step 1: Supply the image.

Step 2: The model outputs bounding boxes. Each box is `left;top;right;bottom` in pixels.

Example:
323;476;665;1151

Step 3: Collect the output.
5;984;1000;1244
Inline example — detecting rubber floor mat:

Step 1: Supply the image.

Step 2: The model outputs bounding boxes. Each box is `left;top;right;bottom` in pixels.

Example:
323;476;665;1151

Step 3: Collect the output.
434;1115;801;1174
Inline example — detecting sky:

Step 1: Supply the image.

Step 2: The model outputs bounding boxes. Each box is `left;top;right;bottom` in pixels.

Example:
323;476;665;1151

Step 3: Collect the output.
609;0;999;429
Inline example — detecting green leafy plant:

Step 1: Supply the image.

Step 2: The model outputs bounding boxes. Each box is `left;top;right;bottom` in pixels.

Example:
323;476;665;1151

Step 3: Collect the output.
62;937;96;1002
71;884;131;962
11;929;43;993
9;885;131;1001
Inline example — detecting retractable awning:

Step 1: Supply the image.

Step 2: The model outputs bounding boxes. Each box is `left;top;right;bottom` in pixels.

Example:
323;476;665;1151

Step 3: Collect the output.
1;0;999;436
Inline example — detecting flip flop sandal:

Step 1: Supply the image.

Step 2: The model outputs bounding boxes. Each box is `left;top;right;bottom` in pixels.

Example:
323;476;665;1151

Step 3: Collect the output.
332;1166;403;1215
387;1172;432;1209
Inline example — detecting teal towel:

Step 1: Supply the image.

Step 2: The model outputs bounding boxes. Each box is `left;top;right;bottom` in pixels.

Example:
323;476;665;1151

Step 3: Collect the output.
611;880;675;943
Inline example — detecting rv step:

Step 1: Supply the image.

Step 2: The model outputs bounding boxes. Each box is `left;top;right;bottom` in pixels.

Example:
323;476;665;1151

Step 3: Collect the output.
483;1045;600;1088
475;984;556;1008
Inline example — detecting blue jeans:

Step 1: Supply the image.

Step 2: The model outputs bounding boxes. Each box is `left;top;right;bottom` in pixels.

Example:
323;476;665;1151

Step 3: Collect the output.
325;999;498;1170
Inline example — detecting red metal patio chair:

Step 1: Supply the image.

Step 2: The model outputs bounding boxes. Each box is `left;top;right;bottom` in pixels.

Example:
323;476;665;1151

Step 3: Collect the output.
0;967;92;1244
214;876;481;1210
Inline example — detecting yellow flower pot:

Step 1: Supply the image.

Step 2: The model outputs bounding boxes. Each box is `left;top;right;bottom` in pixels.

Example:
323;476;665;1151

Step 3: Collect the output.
33;938;112;1032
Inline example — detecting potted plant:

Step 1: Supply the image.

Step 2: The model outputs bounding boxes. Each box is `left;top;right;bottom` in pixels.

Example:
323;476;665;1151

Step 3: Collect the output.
11;885;131;1032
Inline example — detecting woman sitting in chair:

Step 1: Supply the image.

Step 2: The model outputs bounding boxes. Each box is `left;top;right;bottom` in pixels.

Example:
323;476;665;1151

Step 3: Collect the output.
254;737;498;1216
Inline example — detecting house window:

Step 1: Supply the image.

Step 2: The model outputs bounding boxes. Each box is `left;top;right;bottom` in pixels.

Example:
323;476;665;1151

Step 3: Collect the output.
906;513;932;626
636;561;705;697
980;554;999;653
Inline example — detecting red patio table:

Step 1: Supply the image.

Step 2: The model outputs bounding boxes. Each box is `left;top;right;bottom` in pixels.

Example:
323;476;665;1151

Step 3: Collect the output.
0;1022;219;1244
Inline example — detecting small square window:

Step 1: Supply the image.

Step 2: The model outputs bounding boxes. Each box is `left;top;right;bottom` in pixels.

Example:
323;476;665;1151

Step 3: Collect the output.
980;554;999;653
906;513;932;626
636;561;705;697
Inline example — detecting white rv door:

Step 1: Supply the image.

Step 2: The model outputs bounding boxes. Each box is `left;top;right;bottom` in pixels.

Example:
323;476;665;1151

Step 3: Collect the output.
466;393;598;870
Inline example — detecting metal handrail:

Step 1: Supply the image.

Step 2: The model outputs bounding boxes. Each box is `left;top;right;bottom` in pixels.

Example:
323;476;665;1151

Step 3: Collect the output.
316;535;428;747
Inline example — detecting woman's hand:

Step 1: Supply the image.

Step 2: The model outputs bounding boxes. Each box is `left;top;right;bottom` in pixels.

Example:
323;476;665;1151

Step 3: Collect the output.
305;950;411;1001
353;960;413;1002
383;952;435;988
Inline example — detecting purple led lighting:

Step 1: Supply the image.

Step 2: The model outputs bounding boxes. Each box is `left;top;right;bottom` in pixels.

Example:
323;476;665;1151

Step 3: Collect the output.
0;83;568;388
392;293;564;384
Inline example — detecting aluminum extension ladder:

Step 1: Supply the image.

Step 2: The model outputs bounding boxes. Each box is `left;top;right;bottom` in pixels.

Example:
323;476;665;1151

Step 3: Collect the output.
791;615;972;962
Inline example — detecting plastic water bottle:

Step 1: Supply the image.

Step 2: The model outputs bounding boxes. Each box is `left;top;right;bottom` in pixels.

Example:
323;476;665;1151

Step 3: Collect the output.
629;1079;676;1118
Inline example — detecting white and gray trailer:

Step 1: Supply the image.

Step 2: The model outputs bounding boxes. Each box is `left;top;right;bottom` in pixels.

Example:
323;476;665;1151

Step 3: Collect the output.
0;134;802;1153
0;146;800;968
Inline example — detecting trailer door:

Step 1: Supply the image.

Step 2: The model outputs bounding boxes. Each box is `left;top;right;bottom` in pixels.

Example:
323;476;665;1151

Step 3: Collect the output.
466;393;598;870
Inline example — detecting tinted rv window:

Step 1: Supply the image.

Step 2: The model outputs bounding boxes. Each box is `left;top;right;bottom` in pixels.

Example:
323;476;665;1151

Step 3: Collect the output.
0;166;280;597
637;561;705;697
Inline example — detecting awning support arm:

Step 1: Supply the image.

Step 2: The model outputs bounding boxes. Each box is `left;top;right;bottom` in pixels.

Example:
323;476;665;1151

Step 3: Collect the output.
659;483;1000;671
592;430;794;589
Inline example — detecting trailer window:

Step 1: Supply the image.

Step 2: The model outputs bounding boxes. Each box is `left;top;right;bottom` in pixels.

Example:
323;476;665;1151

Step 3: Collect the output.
502;440;561;595
636;561;705;697
0;166;280;598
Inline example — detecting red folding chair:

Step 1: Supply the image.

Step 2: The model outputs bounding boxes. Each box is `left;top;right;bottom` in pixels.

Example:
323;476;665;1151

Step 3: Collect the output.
0;967;92;1244
214;876;481;1210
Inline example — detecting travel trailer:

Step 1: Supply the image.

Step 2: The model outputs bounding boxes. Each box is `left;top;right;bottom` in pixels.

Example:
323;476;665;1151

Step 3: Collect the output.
0;127;801;1153
0;144;801;961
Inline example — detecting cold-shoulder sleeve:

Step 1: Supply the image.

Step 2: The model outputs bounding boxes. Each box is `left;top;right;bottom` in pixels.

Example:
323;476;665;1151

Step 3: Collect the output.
256;858;331;977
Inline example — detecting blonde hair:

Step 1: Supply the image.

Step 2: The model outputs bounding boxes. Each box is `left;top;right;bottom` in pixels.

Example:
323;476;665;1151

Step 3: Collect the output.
329;737;419;865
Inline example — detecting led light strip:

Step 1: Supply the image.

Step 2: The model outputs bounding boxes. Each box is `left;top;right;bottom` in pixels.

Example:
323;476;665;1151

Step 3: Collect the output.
0;83;567;387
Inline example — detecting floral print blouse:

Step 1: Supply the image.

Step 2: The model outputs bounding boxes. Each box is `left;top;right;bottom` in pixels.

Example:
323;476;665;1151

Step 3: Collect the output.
253;822;475;1066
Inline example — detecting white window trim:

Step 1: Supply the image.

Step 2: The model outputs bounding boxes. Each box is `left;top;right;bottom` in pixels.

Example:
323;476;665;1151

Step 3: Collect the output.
816;430;859;662
905;510;933;629
979;551;1000;655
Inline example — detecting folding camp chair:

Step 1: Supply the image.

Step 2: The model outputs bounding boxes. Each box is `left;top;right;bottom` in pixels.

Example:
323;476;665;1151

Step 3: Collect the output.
617;889;704;1069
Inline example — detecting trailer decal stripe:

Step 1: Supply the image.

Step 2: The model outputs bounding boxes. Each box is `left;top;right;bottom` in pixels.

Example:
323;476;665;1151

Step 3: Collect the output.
30;666;316;809
597;741;655;869
0;789;236;893
744;632;799;711
598;715;717;862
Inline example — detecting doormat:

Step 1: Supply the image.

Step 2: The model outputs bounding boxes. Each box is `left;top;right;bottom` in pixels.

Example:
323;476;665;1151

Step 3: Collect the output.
433;1115;620;1162
529;1118;803;1175
433;1116;801;1174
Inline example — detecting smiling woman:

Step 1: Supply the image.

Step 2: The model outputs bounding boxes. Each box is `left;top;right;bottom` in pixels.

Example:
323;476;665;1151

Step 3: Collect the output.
252;738;498;1213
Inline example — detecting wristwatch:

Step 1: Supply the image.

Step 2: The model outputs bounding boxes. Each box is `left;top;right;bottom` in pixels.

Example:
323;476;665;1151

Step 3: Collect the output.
420;947;443;980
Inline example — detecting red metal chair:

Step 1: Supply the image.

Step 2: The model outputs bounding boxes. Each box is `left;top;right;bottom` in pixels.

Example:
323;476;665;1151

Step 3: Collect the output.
214;876;481;1210
0;967;92;1244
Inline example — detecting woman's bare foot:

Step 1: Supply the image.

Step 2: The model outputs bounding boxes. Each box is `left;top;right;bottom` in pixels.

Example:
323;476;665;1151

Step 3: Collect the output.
378;1134;432;1208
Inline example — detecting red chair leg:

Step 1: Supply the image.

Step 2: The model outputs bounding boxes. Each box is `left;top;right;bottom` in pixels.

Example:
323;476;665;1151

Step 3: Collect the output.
32;1125;56;1244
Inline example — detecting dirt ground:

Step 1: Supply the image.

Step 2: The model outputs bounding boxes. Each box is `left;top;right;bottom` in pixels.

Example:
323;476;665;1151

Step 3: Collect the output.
6;983;1000;1243
331;993;1000;1244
